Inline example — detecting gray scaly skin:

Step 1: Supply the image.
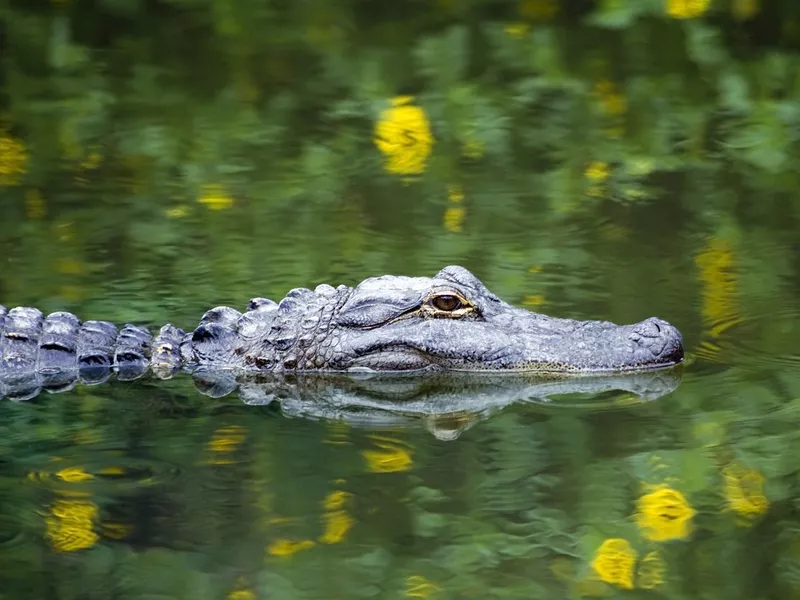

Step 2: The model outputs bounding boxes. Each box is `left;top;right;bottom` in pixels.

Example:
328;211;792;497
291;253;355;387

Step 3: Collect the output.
0;266;683;401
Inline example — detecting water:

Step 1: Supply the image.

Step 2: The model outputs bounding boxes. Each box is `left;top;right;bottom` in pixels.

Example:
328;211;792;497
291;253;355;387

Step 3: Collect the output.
2;1;800;598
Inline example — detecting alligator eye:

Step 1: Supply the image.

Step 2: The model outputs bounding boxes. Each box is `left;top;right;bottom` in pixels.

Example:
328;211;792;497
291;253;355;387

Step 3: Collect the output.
431;295;462;312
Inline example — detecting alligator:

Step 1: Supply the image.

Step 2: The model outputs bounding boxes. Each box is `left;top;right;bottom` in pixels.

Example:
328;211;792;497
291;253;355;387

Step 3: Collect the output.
0;265;683;402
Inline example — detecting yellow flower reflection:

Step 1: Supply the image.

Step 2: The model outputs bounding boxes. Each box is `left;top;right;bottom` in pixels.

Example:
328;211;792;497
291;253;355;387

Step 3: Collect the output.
374;96;434;176
206;425;247;465
591;538;637;589
98;466;126;476
593;80;628;117
267;538;315;557
635;485;696;541
504;23;531;38
443;206;465;233
585;161;610;182
46;499;99;552
56;466;95;483
666;0;711;19
637;550;666;589
198;184;234;210
447;184;464;203
0;128;28;186
406;575;440;598
209;425;247;452
523;294;545;309
694;243;737;361
56;258;84;275
461;136;485;159
585;161;610;198
695;237;741;340
362;436;413;473
318;490;354;545
319;509;354;544
444;184;466;232
723;463;769;523
165;205;189;219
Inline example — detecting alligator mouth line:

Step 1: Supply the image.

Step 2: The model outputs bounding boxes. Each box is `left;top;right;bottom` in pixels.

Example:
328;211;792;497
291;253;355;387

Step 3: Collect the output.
444;360;684;375
350;344;683;375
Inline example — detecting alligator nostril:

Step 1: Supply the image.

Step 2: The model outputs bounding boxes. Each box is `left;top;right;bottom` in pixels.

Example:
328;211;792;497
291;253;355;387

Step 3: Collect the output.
633;318;664;339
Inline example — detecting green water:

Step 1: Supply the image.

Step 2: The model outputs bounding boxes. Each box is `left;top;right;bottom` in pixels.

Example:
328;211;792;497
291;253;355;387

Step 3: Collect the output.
2;0;800;598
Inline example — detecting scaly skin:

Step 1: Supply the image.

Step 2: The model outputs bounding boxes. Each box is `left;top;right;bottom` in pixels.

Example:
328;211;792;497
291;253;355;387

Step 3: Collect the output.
0;266;683;401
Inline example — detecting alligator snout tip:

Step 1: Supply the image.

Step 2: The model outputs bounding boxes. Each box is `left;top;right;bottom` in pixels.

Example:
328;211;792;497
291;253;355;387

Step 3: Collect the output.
630;317;684;365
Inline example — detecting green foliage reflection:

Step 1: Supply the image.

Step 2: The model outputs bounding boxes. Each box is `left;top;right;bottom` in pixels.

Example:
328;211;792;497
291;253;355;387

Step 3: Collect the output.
1;1;800;599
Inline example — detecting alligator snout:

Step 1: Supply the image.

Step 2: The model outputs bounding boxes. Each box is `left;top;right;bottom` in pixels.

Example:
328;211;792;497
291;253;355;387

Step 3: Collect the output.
629;317;684;366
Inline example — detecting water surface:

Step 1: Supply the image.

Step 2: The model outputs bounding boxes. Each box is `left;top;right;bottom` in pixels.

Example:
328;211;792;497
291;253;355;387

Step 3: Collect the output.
1;1;800;598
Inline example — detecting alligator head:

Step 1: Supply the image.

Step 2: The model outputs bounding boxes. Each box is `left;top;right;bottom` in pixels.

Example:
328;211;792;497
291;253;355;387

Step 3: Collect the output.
325;265;683;373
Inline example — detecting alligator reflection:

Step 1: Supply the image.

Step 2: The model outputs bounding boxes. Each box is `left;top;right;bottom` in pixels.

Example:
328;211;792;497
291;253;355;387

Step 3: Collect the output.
3;366;682;438
191;367;682;439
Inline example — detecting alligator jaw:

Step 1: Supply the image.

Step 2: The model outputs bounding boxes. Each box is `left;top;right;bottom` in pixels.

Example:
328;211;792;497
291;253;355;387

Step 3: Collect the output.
480;313;685;373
